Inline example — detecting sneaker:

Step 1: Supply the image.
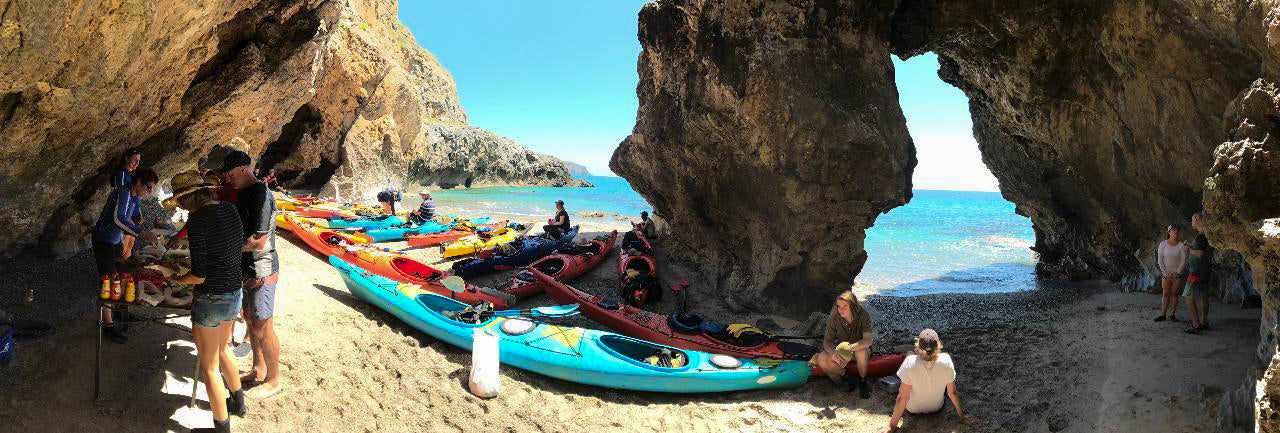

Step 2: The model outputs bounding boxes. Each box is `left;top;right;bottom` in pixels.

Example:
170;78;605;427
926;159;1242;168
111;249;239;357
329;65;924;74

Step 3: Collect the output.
1153;316;1166;322
1184;327;1200;334
226;391;246;417
858;379;871;399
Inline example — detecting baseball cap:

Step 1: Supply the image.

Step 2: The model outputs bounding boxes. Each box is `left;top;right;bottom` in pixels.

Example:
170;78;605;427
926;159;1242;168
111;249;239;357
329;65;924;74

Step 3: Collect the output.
218;149;252;173
918;328;940;350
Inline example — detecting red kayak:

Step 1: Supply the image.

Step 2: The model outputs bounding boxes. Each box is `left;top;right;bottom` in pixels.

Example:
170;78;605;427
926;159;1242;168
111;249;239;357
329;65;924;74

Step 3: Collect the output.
618;224;658;306
536;269;905;377
493;231;617;300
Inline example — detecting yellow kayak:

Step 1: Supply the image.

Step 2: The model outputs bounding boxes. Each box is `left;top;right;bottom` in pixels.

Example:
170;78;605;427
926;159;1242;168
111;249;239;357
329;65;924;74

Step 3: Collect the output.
440;225;529;258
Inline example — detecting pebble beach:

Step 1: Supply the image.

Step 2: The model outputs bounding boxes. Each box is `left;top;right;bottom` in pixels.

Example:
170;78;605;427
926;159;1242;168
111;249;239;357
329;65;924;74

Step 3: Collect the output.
0;216;1258;432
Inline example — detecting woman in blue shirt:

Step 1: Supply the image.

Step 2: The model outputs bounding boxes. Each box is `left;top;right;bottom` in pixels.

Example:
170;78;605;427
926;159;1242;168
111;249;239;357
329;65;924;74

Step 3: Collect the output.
93;167;158;343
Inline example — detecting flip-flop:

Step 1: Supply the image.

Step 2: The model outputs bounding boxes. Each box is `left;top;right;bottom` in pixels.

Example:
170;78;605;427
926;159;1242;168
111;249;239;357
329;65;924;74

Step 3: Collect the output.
247;385;285;399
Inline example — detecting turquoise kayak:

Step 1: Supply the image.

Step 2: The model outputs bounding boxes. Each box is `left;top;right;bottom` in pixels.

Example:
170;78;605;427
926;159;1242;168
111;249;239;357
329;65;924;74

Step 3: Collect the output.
360;216;494;243
327;214;406;229
330;256;810;393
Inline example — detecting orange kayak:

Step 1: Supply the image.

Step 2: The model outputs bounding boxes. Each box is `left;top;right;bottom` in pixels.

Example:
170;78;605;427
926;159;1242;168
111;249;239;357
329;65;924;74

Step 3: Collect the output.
281;214;515;307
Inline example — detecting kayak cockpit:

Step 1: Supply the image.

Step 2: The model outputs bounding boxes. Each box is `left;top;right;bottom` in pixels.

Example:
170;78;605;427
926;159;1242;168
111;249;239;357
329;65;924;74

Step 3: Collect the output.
596;335;691;372
418;294;494;327
393;257;443;282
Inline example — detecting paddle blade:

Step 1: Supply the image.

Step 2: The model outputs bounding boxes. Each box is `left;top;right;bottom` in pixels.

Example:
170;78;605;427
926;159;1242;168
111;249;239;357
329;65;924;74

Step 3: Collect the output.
532;303;579;317
441;276;466;293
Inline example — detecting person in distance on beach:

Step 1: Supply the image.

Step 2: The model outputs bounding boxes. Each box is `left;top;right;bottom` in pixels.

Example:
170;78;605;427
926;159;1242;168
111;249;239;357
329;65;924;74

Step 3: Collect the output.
1183;213;1215;334
543;200;571;238
810;290;874;398
377;188;402;216
636;211;655;238
408;191;436;226
1154;224;1188;322
883;329;978;432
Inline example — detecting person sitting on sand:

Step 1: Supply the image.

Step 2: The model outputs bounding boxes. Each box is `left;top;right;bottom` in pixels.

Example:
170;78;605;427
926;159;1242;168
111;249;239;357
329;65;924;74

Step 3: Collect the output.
165;171;246;433
810;290;874;398
1154;224;1188;322
543;200;571;238
377;188;402;216
884;329;978;432
1184;213;1215;334
636;211;655;238
408;191;436;226
93;167;159;344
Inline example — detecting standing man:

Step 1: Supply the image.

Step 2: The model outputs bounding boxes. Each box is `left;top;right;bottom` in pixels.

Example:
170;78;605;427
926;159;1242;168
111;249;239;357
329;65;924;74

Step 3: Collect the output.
810;290;875;398
1184;213;1215;334
219;150;284;397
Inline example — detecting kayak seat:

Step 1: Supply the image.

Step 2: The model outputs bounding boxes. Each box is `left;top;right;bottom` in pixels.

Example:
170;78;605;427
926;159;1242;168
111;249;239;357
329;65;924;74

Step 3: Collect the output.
777;341;820;360
667;313;703;334
599;335;688;369
533;259;565;276
515;270;536;283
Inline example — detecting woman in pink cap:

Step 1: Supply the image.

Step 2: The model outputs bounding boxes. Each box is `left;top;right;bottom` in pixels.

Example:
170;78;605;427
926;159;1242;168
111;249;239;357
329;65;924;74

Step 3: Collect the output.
884;329;978;432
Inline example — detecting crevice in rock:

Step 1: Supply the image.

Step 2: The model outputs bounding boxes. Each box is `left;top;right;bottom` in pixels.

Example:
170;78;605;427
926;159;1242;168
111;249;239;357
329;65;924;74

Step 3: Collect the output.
0;90;19;123
257;103;322;180
181;0;323;116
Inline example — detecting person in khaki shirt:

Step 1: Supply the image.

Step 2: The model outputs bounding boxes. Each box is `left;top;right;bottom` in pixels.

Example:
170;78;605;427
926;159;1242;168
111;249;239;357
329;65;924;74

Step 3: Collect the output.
810;290;874;398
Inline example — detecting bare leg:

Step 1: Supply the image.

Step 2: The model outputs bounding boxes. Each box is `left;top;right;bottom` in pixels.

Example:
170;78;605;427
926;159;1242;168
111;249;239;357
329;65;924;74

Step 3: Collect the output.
246;317;282;397
810;351;844;383
1159;278;1171;316
1185;296;1200;329
219;325;241;394
240;313;266;383
1198;296;1210;326
1170;278;1182;317
853;349;870;379
194;323;230;423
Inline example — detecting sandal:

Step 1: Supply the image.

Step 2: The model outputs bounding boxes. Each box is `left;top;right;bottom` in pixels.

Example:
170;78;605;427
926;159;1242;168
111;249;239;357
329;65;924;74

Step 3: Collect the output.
1184;327;1200;334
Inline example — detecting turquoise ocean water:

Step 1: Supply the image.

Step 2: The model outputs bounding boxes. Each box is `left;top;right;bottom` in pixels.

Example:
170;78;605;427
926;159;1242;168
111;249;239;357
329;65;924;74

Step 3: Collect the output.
431;177;1037;296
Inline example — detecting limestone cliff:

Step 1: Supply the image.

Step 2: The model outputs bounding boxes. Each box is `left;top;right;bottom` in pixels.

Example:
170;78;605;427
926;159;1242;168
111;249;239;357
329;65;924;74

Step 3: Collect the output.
561;161;592;178
619;1;1279;428
0;0;583;255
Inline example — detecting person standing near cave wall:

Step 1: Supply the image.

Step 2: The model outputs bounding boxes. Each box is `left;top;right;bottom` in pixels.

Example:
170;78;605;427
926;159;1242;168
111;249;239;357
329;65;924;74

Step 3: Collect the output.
1184;213;1215;334
1154;224;1188;322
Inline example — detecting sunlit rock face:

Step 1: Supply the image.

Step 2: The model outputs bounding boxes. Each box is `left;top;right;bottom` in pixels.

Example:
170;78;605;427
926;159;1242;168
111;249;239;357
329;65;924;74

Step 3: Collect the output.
0;0;583;255
613;0;916;315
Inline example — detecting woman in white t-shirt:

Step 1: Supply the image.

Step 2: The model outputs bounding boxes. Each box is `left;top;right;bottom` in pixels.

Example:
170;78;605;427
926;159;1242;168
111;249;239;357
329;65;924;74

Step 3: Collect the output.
885;329;978;432
1154;224;1188;322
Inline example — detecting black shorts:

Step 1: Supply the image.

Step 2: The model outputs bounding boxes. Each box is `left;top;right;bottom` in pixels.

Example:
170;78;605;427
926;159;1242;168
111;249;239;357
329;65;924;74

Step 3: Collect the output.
92;240;122;276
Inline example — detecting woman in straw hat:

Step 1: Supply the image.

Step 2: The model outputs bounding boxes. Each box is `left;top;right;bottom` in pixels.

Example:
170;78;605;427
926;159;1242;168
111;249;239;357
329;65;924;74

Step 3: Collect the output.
884;329;978;432
165;170;247;432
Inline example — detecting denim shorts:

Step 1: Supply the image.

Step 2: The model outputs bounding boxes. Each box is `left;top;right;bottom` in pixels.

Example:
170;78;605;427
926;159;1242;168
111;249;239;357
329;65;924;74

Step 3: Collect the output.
243;274;278;321
192;291;242;328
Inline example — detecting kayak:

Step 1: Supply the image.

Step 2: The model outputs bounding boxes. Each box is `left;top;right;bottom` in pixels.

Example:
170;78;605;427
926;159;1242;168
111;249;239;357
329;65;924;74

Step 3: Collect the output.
359;220;452;242
406;219;507;247
619;224;658;306
536;270;906;377
327;214;407;230
452;226;580;278
331;256;812;393
491;231;617;301
362;217;500;243
440;224;530;258
275;213;369;245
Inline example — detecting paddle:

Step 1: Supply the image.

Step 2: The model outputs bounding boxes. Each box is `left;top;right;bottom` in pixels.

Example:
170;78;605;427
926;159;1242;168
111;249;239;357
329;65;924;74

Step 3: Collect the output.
441;276;466;294
493;304;580;318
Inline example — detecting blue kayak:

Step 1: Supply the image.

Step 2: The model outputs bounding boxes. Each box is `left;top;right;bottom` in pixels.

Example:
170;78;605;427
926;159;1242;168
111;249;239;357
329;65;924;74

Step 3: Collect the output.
327;214;406;229
361;217;495;243
330;256;810;393
452;226;580;278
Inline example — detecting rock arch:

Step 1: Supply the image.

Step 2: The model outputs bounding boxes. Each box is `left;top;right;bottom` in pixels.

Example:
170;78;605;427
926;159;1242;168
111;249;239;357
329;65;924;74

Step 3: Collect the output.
614;0;1280;428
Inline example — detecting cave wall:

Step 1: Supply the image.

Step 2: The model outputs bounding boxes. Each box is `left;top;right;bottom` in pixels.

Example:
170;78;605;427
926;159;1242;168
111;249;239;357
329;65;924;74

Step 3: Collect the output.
0;0;583;256
612;0;915;315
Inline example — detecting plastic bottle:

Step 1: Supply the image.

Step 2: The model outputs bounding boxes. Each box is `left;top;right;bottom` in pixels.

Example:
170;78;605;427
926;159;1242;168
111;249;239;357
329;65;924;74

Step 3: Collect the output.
123;274;136;303
110;277;122;301
99;276;111;300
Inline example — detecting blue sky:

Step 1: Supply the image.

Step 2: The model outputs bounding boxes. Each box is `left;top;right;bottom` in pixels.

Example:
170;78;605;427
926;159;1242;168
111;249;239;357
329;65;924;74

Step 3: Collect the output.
399;4;999;192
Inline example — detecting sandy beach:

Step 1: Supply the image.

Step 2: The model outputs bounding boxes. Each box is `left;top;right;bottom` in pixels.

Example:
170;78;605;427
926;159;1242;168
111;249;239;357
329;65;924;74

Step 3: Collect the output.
0;225;1259;432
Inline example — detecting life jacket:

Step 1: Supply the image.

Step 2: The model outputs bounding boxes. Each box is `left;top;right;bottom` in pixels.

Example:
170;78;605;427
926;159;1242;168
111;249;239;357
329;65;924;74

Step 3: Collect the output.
715;324;770;347
643;348;687;368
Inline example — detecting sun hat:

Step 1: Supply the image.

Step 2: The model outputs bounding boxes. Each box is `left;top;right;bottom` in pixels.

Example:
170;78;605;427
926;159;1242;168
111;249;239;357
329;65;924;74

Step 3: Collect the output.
161;170;219;209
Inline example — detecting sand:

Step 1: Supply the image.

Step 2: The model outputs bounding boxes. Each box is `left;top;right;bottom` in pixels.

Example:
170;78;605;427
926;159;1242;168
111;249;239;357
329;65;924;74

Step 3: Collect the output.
0;223;1260;432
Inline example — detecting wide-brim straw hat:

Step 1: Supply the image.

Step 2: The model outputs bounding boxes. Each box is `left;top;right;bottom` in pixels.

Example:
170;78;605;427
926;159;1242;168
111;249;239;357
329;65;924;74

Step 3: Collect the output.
161;170;220;209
